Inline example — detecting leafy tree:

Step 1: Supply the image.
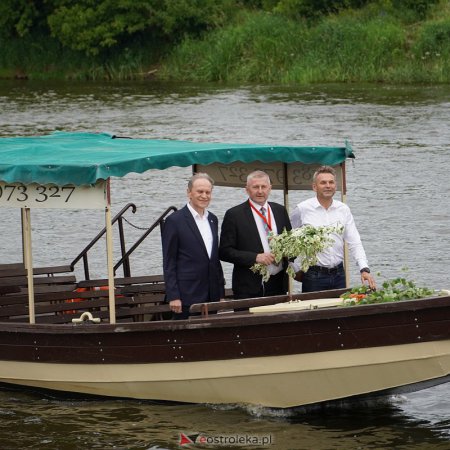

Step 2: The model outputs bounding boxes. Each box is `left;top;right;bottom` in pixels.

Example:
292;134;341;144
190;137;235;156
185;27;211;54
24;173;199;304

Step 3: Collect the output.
46;0;233;56
0;0;51;37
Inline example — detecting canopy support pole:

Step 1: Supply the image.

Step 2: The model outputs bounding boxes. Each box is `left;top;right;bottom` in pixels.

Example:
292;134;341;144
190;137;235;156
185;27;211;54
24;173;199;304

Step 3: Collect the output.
22;208;35;324
340;163;350;288
105;179;116;324
282;163;293;296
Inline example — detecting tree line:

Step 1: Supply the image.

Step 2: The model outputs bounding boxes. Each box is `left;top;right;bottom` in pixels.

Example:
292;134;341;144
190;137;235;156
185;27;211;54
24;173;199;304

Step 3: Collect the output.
1;0;440;57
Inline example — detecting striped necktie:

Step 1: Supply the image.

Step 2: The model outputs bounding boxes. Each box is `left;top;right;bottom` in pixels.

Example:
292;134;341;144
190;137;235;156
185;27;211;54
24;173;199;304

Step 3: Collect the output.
260;206;270;235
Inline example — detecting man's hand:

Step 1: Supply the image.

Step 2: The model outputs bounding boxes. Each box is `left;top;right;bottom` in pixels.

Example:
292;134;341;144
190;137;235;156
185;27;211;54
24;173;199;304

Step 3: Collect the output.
255;252;275;265
169;299;182;313
361;272;376;290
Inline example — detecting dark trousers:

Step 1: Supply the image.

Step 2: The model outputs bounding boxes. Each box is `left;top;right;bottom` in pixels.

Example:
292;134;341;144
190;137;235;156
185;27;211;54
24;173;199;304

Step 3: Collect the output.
302;264;346;293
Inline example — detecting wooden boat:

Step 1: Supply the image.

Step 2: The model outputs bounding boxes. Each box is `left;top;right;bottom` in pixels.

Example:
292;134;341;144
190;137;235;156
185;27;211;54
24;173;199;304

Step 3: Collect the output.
0;131;449;408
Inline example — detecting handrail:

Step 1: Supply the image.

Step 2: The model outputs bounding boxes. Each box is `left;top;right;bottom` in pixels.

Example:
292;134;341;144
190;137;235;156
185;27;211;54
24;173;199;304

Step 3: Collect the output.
70;203;137;279
113;206;177;275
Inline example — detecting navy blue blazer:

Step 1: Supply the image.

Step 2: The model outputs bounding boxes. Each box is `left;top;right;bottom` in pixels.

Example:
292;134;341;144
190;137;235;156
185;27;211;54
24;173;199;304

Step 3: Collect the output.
219;200;291;298
162;205;224;306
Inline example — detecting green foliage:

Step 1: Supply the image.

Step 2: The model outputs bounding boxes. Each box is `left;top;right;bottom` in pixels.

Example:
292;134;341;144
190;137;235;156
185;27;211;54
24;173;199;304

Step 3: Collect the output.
0;0;50;38
160;12;310;82
252;224;344;281
287;14;406;82
271;0;371;20
341;277;435;306
46;0;232;56
162;11;407;83
413;19;450;55
392;0;440;20
0;0;235;57
1;0;450;81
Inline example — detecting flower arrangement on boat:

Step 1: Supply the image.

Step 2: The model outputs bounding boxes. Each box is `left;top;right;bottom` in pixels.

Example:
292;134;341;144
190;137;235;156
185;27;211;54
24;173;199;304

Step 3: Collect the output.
341;276;436;305
251;224;344;282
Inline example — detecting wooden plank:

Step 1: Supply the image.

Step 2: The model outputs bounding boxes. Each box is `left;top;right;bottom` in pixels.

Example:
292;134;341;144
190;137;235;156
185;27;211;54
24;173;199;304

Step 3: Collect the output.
21;284;78;294
2;296;170;323
0;287;109;306
121;284;166;294
0;263;25;271
189;289;348;314
0;274;77;287
77;275;165;288
34;275;77;285
33;265;73;275
0;269;27;279
0;286;21;295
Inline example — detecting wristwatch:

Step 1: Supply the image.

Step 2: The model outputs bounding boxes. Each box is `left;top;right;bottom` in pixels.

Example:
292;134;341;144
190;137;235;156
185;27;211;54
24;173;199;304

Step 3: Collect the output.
360;267;370;274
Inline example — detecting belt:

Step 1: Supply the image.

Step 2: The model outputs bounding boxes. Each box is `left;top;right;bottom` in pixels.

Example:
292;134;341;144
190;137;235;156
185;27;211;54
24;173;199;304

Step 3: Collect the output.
308;263;344;274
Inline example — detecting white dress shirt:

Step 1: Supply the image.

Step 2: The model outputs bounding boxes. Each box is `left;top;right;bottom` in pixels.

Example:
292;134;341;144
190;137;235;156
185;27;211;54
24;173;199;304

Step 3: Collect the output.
290;197;369;271
187;203;213;258
249;199;282;276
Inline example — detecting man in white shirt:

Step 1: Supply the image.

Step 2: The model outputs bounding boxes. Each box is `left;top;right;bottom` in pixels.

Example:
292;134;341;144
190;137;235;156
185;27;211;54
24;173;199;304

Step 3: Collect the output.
290;166;376;293
162;173;224;319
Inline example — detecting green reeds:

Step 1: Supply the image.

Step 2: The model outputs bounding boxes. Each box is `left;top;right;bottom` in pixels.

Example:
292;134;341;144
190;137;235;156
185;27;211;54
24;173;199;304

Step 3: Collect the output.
1;2;449;83
160;4;450;84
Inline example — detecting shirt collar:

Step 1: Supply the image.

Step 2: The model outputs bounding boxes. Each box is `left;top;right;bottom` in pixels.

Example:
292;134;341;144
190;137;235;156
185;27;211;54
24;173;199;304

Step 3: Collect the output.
313;197;335;210
187;202;209;219
249;199;268;211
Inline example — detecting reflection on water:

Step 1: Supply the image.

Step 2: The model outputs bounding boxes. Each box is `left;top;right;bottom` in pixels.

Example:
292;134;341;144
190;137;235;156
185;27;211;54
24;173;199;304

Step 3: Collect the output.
0;386;449;450
0;80;450;448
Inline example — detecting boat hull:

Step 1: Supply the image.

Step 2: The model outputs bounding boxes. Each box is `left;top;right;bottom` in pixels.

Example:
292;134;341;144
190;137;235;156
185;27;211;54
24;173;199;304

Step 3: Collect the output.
0;295;449;407
0;340;450;407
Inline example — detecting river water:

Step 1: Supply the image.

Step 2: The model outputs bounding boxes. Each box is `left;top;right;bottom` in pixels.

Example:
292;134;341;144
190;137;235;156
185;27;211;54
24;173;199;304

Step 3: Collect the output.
0;80;450;449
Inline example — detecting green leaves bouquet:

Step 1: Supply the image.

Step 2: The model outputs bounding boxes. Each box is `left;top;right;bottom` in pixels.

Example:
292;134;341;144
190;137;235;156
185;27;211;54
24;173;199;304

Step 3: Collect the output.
251;224;344;282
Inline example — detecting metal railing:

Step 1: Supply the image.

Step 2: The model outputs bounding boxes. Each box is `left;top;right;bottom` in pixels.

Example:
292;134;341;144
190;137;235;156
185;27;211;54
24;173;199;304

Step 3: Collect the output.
113;206;177;276
70;204;176;280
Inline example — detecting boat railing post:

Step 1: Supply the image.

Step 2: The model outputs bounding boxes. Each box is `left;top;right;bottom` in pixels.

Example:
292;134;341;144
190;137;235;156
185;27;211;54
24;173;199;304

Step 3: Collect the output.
105;179;116;324
22;207;35;324
340;162;350;288
117;216;131;277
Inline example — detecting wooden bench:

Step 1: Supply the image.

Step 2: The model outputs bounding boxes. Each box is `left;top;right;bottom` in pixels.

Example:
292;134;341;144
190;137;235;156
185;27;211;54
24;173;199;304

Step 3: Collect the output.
0;263;76;288
0;274;170;324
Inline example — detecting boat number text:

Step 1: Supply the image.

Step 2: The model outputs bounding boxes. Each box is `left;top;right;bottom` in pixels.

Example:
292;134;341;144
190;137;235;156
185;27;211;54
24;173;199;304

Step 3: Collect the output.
0;184;76;203
0;180;107;209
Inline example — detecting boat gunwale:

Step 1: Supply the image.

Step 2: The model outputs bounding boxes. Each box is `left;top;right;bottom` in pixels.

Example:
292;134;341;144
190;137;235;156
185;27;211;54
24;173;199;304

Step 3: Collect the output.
0;293;448;335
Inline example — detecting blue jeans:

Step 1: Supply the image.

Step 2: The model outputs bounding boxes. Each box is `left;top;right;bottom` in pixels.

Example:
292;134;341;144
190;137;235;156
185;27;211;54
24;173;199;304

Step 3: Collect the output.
302;265;346;293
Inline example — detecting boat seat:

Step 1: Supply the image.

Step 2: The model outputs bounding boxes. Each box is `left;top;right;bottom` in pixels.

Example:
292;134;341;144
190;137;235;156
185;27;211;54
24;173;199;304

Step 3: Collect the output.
0;262;76;288
0;280;170;324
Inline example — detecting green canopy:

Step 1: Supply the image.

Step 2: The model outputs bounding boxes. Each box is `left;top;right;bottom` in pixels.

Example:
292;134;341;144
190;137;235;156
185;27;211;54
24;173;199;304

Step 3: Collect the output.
0;131;354;186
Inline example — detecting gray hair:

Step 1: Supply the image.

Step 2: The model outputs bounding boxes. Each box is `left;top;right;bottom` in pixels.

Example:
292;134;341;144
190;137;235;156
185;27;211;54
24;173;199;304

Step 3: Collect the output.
246;170;271;186
313;166;336;183
188;172;214;190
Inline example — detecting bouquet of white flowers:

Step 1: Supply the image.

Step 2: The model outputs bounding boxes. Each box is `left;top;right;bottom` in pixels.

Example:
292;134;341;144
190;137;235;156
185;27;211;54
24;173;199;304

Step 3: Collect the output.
250;224;344;282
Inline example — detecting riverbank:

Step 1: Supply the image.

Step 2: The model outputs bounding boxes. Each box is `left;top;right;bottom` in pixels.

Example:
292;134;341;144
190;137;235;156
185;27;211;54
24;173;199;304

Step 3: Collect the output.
1;1;449;84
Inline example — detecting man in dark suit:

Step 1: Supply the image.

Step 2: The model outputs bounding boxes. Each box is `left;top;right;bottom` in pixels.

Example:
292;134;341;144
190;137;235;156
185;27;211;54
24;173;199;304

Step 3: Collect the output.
162;173;224;319
219;170;291;299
